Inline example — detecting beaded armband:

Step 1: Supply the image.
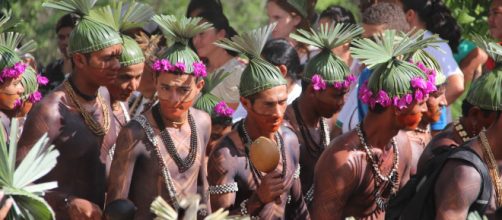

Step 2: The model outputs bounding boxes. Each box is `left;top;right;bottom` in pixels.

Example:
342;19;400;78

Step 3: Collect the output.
208;182;239;195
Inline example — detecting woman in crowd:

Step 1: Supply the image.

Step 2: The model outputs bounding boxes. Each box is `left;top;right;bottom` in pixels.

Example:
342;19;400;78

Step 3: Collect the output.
191;8;246;109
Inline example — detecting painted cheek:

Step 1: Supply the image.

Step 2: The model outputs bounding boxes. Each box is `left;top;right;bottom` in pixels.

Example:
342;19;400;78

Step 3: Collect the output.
397;113;423;130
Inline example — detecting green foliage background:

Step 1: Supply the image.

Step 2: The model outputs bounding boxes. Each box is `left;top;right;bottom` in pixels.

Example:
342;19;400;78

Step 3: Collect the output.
0;0;492;67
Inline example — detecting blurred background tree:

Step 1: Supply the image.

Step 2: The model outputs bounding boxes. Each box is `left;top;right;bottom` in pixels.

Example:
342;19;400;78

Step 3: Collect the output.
0;0;490;67
0;0;359;66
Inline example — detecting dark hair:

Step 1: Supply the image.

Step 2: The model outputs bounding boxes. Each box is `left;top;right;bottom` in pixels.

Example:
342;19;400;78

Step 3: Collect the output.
262;39;301;81
196;9;239;57
461;100;501;118
55;13;78;33
363;2;410;32
402;0;461;53
267;0;313;58
320;5;356;25
186;0;223;17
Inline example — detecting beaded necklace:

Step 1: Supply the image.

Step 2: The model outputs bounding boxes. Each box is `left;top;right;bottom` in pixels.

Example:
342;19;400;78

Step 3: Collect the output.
292;100;330;158
479;129;502;207
63;80;110;136
355;123;399;211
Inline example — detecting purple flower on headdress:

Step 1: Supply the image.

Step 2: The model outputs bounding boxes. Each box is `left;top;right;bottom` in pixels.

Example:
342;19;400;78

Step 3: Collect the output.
346;74;356;83
311;74;326;91
28;91;42;103
375;90;391;107
411;77;427;90
37;74;49;86
1;62;26;80
151;59;173;72
13;99;22;109
358;82;373;104
416;62;427;72
174;62;186;73
425;81;437;94
333;81;343;89
192;61;207;78
214;101;234;117
414;89;424;101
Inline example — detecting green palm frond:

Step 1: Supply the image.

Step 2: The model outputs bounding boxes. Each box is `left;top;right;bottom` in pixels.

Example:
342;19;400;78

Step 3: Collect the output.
351;29;443;70
472;34;502;64
0;32;37;56
202;69;231;94
0;10;20;33
290;23;362;50
89;0;154;32
151;195;242;220
215;23;276;59
42;0;97;15
0;119;59;220
152;15;212;46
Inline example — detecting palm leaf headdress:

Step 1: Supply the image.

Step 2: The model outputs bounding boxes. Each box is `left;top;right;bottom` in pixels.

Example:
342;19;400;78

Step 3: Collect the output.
465;35;502;111
290;23;362;89
215;23;287;97
0;120;59;220
150;15;211;75
42;0;123;55
350;29;443;110
193;69;233;121
89;0;155;67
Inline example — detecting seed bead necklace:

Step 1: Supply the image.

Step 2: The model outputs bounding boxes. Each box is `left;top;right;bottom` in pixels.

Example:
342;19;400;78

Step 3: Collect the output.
453;120;474;143
152;104;198;173
292;100;330;158
63;80;110;136
355;123;399;211
479;129;502;207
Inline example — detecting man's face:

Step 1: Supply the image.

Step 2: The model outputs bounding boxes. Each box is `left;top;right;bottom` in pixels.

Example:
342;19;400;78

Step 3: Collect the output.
0;76;24;110
489;0;502;40
395;99;428;130
107;63;144;102
267;1;301;39
74;44;122;86
362;23;386;38
57;27;73;59
208;123;232;153
423;86;446;123
242;85;288;134
313;86;348;118
156;72;204;119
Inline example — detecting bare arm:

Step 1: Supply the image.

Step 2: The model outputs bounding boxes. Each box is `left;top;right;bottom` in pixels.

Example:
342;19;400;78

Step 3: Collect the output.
459;48;488;87
17;97;61;162
106;122;143;204
286;176;310;220
312;149;356;220
434;160;482;220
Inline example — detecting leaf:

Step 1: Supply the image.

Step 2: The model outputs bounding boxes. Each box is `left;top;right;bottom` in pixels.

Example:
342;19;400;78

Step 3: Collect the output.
88;0;154;32
150;196;178;220
42;0;98;15
214;23;276;59
290;22;362;50
472;34;502;63
3;187;55;220
0;32;38;55
457;10;476;24
202;69;231;94
0;10;20;33
152;15;212;46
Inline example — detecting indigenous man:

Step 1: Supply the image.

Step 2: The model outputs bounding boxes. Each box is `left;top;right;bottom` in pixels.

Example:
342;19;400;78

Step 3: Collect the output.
92;2;154;162
418;76;500;171
284;23;362;205
193;70;234;156
106;15;212;219
207;24;309;219
312;29;441;219
418;39;502;219
16;1;123;219
406;62;447;175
